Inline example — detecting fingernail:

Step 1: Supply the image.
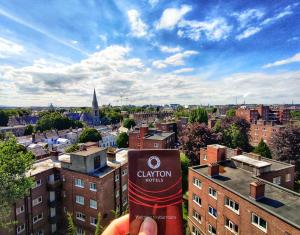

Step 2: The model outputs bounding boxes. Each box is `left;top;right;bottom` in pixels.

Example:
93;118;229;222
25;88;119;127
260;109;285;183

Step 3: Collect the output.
140;217;157;235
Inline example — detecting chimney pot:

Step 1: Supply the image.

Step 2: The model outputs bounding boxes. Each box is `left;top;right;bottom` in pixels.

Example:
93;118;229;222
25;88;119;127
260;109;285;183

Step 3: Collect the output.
250;180;265;200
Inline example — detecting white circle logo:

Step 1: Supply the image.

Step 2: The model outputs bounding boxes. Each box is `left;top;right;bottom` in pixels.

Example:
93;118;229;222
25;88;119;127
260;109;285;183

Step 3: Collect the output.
147;156;161;169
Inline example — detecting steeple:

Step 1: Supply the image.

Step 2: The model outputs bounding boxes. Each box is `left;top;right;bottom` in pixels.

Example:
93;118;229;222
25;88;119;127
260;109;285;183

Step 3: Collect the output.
92;89;100;126
92;88;99;109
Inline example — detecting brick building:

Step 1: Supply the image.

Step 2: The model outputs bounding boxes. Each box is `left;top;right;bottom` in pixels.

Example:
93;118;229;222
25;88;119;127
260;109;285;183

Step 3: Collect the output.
235;107;260;123
129;111;173;125
189;144;300;235
250;120;284;146
129;125;175;149
0;146;128;235
155;121;178;141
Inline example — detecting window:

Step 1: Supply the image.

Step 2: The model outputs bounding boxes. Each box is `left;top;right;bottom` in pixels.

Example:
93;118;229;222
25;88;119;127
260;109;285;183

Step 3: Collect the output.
116;191;120;198
90;182;97;191
192;194;201;206
225;218;239;234
208;206;217;218
252;213;267;232
37;231;44;235
94;155;101;169
286;173;291;182
273;176;281;185
154;143;159;148
32;213;43;224
90;199;97;209
192;226;201;235
17;224;25;234
192;210;201;223
204;155;207;160
75;212;86;221
76;195;84;205
208;187;217;199
16;205;25;215
193;177;202;189
90;217;97;226
208;224;216;235
122;169;128;176
33;179;42;189
75;178;84;188
123;196;128;205
115;175;119;182
62;175;65;182
122;184;127;192
32;196;42;206
225;197;239;214
76;228;84;235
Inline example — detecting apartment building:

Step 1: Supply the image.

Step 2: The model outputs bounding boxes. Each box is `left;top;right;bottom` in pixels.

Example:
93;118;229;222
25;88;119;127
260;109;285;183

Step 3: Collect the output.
189;145;299;235
129;125;175;149
156;121;178;141
0;146;128;235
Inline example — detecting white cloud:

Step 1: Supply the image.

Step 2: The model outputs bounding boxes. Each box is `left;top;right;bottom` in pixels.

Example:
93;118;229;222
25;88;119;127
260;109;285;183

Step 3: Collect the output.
236;27;262;40
152;50;198;68
178;18;232;41
173;67;194;74
148;0;159;7
233;9;264;28
127;9;148;37
96;45;100;50
263;53;300;68
261;5;294;26
70;40;78;44
156;5;192;30
0;37;24;58
159;45;182;53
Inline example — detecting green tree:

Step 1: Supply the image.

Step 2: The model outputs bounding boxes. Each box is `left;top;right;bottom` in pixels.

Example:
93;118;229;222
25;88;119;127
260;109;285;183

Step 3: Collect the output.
222;124;249;150
123;118;136;129
253;139;272;158
78;128;102;143
24;124;34;135
65;144;80;153
0;110;9;126
0;136;34;229
67;212;76;235
189;108;208;124
180;153;189;194
226;109;236;117
94;212;103;235
116;132;129;148
290;110;300;120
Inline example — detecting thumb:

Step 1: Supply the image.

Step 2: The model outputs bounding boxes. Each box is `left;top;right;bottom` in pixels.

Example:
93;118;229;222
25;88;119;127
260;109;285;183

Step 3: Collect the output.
138;217;157;235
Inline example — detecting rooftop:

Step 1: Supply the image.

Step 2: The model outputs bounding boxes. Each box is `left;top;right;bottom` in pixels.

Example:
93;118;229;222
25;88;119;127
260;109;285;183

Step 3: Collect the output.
72;146;105;157
144;131;174;141
192;161;300;229
27;158;61;176
232;155;272;168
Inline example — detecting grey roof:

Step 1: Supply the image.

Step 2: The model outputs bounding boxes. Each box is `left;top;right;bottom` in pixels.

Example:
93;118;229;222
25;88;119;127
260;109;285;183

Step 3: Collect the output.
232;155;271;168
144;132;174;140
191;161;300;229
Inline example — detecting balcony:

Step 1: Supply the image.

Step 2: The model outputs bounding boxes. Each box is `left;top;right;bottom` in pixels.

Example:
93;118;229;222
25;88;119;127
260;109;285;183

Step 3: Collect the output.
47;180;62;191
48;215;57;224
48;200;57;207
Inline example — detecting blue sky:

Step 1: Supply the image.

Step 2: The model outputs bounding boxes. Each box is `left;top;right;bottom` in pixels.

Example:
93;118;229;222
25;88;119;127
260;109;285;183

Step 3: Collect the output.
0;0;299;106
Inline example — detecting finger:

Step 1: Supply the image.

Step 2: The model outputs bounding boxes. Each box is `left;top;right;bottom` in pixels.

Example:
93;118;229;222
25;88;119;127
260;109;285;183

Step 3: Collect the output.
138;217;157;235
102;214;129;235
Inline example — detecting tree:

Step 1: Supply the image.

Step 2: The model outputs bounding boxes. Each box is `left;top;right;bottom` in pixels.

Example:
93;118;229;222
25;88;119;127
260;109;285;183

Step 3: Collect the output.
290;110;300;120
123;118;136;129
253;139;272;159
67;212;76;235
116;132;129;148
0;110;9;126
0;136;34;229
65;144;80;153
270;125;300;162
94;212;103;235
78;128;102;143
189;108;208;124
24;124;34;135
226;109;236;117
179;123;219;165
180;153;189;194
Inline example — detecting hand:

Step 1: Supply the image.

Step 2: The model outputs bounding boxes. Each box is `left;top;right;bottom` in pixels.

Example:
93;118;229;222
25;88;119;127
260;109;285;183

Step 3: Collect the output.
102;214;157;235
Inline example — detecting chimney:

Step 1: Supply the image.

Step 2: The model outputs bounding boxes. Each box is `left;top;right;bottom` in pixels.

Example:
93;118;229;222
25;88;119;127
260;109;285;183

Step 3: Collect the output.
208;163;219;177
32;133;35;143
50;150;59;161
233;148;242;156
106;147;116;162
250;180;265;200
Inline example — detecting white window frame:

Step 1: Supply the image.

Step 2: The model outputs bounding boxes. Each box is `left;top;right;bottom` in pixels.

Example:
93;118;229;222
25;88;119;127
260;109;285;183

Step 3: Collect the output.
115;174;119;182
16;205;25;215
76;228;84;235
208;224;216;235
122;184;127;192
116;190;120;198
32;196;43;206
285;173;291;182
75;212;86;221
123;196;128;205
225;218;239;234
192;210;201;223
154;143;159;148
192;226;201;235
75;195;84;205
225;197;239;214
32;213;43;224
273;176;281;185
17;224;25;234
192;194;201;206
90;199;97;209
208;187;217;199
251;213;267;233
90;182;97;191
193;177;202;189
90;217;97;226
122;169;128;176
204;155;207;160
75;178;84;188
208;205;217;219
33;179;42;189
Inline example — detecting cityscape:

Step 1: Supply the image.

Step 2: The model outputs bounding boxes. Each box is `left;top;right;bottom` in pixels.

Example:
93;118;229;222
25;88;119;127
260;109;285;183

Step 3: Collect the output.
0;1;300;235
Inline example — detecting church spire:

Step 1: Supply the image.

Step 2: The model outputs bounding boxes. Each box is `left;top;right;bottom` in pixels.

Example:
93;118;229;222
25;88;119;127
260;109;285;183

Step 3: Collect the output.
92;88;99;109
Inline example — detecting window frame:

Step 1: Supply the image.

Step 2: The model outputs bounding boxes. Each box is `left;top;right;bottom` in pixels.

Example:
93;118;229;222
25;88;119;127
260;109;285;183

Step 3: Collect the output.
17;224;25;234
16;205;25;215
32;196;43;207
208;205;217;219
75;178;84;188
192;210;201;223
75;212;86;221
192;194;201;207
90;199;97;209
89;182;97;192
225;218;239;234
251;213;267;233
208;187;217;199
193;177;202;189
32;213;43;224
90;217;97;226
208;224;216;235
75;195;85;205
225;197;239;214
